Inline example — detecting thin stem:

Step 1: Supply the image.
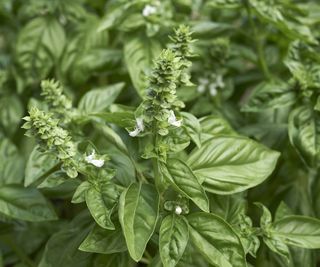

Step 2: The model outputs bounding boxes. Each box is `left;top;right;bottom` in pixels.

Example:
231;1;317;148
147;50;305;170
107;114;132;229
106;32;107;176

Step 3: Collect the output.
245;2;271;80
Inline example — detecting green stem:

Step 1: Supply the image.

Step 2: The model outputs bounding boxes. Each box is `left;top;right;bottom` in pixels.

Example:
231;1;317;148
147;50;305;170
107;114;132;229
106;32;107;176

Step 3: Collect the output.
1;236;36;267
245;2;271;80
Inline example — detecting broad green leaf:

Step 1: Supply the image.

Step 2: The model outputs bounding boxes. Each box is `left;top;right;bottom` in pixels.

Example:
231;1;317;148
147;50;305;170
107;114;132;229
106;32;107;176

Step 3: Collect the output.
85;182;119;230
199;115;236;142
90;111;135;128
162;159;209;212
0;95;23;135
16;17;66;79
119;183;159;262
159;214;189;267
124;35;161;97
209;194;246;225
272;216;320;249
25;146;58;187
187;136;280;194
181;112;201;148
0;185;57;221
249;0;317;44
263;236;290;262
0;138;24;185
72;181;91;204
79;224;127;254
188;212;246;267
242;81;296;112
94;252;135;267
207;0;241;9
288;105;320;167
78;83;125;113
37;171;69;189
39;212;92;267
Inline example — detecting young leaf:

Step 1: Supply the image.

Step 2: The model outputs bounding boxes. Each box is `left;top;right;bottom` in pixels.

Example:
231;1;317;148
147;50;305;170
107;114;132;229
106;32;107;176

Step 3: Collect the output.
79;224;127;254
187;212;247;267
0;185;57;221
119;183;159;262
187;136;280;194
159;214;189;267
272;216;320;249
78;83;125;113
162;158;209;212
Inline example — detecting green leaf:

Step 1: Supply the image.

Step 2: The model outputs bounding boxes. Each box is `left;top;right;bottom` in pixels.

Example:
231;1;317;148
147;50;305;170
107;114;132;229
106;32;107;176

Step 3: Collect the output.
85;182;119;230
90;111;135;128
38;171;69;189
162;159;209;212
272;216;320;249
79;224;127;254
263;236;290;262
16;17;66;79
124;34;161;97
119;183;159;262
187;136;280;194
199;115;236;143
72;181;91;204
39;213;92;267
181;112;201;148
159;214;189;267
187;212;246;267
93;252;135;267
0;138;24;185
78;83;125;113
0;185;57;221
288;105;320;167
0;95;23;136
208;194;246;225
25;146;58;187
255;202;272;229
207;0;241;9
241;81;296;112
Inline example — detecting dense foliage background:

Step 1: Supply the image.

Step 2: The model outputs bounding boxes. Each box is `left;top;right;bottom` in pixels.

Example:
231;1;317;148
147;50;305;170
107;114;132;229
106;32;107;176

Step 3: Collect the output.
1;0;320;266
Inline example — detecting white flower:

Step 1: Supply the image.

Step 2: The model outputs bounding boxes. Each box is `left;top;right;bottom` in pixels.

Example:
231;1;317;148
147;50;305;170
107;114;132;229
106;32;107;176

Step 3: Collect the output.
216;75;225;88
85;150;104;168
175;206;182;215
168;110;182;127
209;84;218;96
142;5;157;17
197;84;206;93
129;117;144;137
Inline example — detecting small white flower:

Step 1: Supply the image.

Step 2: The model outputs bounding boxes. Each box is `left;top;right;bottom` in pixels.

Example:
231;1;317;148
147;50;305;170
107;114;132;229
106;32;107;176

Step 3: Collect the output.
209;83;218;96
175;206;182;215
85;150;104;168
142;5;157;17
168;110;182;127
129;117;144;137
197;84;206;93
216;75;225;88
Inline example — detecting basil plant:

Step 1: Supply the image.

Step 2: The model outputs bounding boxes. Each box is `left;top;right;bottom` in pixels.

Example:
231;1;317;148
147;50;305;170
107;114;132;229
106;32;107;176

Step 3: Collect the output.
1;0;320;267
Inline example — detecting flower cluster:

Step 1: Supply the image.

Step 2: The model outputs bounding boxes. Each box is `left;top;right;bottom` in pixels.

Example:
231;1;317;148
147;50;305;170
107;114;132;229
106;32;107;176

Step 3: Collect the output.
40;79;72;113
197;73;225;96
22;107;78;178
129;26;194;138
170;25;194;87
